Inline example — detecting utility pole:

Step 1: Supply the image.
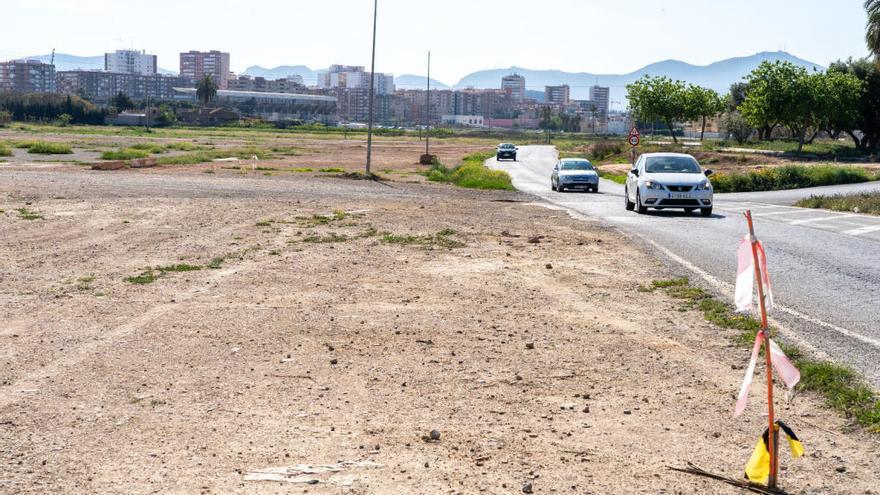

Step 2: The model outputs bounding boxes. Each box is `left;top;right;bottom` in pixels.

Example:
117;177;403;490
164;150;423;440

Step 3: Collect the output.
365;0;378;176
425;50;431;158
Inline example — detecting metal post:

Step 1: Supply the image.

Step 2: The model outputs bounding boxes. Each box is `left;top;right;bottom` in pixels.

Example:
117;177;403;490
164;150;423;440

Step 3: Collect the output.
425;50;431;158
745;210;778;489
365;0;378;175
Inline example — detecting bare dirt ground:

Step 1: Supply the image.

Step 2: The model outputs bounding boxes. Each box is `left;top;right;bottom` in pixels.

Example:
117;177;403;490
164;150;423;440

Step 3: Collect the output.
1;166;879;494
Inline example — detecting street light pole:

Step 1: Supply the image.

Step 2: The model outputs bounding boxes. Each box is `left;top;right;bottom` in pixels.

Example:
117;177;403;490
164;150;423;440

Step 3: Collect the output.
425;50;431;158
365;0;378;176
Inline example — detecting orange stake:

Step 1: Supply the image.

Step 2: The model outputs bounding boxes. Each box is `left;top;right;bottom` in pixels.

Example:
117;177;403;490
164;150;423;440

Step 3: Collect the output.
745;210;777;489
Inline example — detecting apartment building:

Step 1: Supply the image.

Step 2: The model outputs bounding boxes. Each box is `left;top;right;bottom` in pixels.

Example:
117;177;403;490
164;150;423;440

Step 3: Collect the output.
0;60;56;93
105;50;157;75
318;65;395;96
227;75;306;94
589;85;610;116
56;71;189;103
501;73;526;102
545;85;570;105
179;50;231;89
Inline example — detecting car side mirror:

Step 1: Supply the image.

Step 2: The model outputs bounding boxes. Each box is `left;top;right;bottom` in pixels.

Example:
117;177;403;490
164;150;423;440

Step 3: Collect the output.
630;169;639;177
704;169;714;177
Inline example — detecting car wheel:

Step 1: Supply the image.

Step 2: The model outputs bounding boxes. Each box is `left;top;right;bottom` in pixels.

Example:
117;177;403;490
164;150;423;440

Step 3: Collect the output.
636;190;647;214
593;185;599;194
551;181;557;191
701;207;713;217
624;187;635;211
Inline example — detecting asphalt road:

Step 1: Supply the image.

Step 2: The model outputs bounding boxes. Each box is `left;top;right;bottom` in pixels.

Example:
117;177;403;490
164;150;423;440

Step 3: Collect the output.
490;146;880;386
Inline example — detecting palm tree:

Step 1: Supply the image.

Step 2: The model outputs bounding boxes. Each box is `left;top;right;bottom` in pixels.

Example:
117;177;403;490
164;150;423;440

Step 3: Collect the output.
867;0;880;58
196;75;218;106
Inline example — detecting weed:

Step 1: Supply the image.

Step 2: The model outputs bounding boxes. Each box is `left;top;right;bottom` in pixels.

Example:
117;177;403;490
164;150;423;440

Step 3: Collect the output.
124;271;156;285
128;143;165;154
319;167;346;173
711;165;875;193
381;229;465;249
269;250;281;256
256;220;273;227
203;169;215;174
598;170;627;184
427;152;514;191
302;232;349;243
796;192;880;216
27;142;73;154
16;207;43;220
156;264;202;273
207;257;225;269
0;146;11;157
101;148;151;160
288;167;313;173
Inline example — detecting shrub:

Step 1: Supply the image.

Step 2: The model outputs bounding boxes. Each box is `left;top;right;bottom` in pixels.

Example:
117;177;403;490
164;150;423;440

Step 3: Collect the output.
589;140;625;161
0;146;11;157
428;152;514;191
27;142;73;154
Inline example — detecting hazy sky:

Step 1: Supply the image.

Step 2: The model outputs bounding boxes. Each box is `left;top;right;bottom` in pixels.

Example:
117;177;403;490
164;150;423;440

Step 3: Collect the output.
0;0;871;84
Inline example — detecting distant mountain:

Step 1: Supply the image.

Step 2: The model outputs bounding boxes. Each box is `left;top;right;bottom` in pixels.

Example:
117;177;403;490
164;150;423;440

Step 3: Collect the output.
243;65;323;85
454;51;825;104
23;53;176;75
394;75;450;90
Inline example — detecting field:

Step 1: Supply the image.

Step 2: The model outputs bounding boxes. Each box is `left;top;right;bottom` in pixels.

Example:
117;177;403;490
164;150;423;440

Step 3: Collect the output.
2;125;880;493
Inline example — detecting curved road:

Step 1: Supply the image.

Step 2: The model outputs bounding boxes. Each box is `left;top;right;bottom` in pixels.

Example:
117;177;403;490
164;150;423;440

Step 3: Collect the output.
491;146;880;386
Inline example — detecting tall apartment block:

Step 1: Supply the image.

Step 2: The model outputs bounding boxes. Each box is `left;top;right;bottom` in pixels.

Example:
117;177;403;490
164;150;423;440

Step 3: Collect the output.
0;59;56;93
501;73;526;102
589;85;610;116
544;85;570;105
105;50;157;76
179;50;230;89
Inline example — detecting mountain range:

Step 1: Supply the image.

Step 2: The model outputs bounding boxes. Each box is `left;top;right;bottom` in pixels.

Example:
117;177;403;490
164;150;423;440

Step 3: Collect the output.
23;51;825;103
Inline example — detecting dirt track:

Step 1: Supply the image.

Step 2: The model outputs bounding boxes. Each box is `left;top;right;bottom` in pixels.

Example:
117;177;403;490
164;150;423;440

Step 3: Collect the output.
1;167;878;494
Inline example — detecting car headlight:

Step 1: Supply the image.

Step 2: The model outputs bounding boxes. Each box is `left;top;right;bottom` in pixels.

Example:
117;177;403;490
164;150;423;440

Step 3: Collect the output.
694;180;712;191
645;180;664;190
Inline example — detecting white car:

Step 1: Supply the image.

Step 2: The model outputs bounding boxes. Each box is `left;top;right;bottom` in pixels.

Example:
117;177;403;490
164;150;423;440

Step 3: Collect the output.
624;153;714;216
551;158;600;193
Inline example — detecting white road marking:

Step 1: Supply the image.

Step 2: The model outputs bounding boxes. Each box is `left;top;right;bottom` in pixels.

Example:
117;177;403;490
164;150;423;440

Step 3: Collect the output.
789;214;857;225
843;224;880;236
752;209;817;217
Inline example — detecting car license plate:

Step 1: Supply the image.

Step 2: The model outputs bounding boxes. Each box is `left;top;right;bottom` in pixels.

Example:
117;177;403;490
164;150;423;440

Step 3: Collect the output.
669;193;692;200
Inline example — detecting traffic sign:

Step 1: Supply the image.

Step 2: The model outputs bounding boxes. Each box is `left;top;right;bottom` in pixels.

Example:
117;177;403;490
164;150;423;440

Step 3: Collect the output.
629;135;640;147
629;126;640;138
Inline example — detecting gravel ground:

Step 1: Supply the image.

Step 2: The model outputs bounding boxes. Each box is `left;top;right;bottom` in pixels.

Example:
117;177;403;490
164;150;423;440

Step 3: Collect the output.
1;167;878;494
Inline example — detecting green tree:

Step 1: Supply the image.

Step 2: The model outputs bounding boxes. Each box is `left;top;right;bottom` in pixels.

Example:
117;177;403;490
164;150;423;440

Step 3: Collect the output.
685;85;725;141
867;0;880;58
111;92;134;112
813;70;862;140
740;61;810;141
626;76;689;143
829;58;880;150
196;75;218;106
727;82;750;112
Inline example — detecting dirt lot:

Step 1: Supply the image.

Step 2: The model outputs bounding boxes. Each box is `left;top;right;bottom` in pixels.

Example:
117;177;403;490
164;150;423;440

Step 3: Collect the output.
1;165;879;494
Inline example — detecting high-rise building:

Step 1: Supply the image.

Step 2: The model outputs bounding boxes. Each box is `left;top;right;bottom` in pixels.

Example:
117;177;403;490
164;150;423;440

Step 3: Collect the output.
179;50;231;89
545;85;570;105
318;65;394;96
589;85;610;116
105;50;157;75
227;75;306;94
501;73;526;102
0;60;56;93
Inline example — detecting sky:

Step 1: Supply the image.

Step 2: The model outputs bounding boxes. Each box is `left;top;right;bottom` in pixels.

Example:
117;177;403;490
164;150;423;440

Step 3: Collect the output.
0;0;871;85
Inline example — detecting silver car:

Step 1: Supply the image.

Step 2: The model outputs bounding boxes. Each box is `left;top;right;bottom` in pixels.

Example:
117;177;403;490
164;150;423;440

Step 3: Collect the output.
551;158;600;193
624;153;714;216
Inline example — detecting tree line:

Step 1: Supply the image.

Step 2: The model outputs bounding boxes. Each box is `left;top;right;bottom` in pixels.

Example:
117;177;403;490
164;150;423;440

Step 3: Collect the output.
626;58;879;154
0;93;107;125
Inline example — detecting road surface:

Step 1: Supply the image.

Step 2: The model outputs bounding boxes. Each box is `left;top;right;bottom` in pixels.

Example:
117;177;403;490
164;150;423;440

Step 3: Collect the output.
491;146;880;385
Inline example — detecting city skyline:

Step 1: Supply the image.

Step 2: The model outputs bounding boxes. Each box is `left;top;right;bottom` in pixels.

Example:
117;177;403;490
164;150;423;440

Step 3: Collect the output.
0;0;871;84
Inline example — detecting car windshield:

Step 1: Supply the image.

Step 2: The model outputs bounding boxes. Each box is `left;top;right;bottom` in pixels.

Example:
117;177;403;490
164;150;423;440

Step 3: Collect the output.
499;144;515;149
561;161;594;171
645;156;701;174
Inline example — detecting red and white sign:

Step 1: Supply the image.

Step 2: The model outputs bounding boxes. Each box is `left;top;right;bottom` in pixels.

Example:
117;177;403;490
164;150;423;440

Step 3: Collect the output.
629;126;640;137
629;135;640;147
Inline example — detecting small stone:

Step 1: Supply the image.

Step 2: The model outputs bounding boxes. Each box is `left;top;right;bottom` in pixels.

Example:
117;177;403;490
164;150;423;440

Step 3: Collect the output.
429;429;441;441
623;410;632;415
522;482;534;494
330;359;338;365
836;466;847;473
712;432;721;438
525;343;535;350
545;263;553;269
582;406;590;413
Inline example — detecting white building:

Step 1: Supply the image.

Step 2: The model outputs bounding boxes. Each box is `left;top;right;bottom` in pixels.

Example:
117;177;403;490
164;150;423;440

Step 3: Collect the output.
317;65;394;96
441;115;484;127
502;73;526;102
105;50;157;76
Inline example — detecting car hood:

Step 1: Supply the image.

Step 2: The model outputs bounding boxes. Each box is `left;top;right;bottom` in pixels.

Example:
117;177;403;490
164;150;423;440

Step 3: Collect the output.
559;170;597;177
643;172;706;184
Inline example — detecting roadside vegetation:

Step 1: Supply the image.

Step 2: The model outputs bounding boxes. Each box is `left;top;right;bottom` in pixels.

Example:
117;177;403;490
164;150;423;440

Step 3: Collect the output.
427;152;514;191
796;192;880;215
101;148;152;160
380;228;465;249
649;277;880;432
124;263;203;285
710;165;878;193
